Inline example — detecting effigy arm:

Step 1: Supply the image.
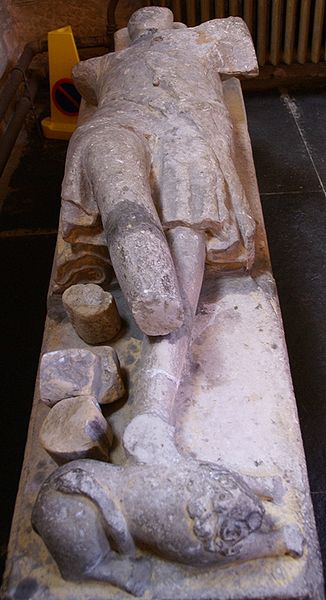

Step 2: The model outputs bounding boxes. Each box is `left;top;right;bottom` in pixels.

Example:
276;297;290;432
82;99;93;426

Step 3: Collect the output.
72;55;106;106
195;16;258;76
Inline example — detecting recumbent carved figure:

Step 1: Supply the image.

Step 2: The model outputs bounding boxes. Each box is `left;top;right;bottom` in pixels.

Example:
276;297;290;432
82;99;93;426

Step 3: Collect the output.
32;8;305;597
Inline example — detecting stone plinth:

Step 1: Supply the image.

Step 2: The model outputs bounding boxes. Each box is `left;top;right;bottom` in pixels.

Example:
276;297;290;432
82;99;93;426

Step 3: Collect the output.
1;78;323;600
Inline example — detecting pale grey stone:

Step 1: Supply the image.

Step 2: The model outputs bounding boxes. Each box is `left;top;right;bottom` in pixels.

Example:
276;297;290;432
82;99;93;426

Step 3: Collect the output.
123;226;206;459
60;7;258;335
123;414;180;465
32;459;304;596
39;396;112;465
62;283;121;344
114;26;130;51
2;26;324;599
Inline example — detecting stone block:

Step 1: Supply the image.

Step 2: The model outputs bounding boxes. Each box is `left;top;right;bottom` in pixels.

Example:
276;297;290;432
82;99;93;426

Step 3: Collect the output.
40;346;125;407
39;348;101;407
62;283;121;344
93;346;125;404
39;395;112;464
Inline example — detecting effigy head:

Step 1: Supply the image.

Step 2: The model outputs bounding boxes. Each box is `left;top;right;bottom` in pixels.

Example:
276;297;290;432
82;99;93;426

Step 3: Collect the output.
187;466;265;558
128;7;174;42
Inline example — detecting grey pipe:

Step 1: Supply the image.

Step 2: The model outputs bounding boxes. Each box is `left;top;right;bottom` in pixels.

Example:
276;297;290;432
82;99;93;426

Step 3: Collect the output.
0;35;113;177
0;73;40;176
0;41;46;123
0;36;111;124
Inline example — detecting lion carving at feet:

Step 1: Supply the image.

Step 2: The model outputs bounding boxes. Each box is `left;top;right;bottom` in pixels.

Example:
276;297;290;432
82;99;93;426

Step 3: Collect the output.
32;459;304;596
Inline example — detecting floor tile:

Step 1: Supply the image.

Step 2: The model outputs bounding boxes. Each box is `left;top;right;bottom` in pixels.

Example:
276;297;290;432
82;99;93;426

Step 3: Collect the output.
310;493;326;576
261;190;326;501
244;91;322;194
292;90;326;190
0;137;67;231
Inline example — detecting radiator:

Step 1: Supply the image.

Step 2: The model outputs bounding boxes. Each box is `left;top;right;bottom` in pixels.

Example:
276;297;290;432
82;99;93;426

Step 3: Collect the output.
142;0;326;66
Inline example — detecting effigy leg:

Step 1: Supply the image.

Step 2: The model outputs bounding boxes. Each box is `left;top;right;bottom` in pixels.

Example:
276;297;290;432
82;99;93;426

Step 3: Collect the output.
83;126;184;336
123;226;206;463
32;471;151;596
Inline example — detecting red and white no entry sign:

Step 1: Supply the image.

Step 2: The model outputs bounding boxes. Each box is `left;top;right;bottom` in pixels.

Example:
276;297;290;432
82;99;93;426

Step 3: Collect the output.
52;78;81;117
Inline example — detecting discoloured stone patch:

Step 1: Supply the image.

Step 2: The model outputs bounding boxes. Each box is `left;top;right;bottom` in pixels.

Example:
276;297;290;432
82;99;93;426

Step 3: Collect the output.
39;395;112;464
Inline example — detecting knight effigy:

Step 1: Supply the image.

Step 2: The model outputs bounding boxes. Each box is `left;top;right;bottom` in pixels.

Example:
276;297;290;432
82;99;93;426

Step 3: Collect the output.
3;7;324;600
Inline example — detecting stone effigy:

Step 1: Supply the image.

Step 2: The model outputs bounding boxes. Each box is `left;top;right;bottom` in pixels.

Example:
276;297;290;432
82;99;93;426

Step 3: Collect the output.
2;7;324;600
60;7;257;336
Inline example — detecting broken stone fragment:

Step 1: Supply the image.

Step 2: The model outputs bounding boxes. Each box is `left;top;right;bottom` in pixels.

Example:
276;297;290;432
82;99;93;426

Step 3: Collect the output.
40;347;124;407
40;395;112;465
40;348;102;407
106;213;185;336
62;283;121;344
93;346;125;404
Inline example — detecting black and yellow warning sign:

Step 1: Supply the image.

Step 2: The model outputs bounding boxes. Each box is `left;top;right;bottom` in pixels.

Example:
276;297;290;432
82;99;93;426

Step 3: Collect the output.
42;26;80;140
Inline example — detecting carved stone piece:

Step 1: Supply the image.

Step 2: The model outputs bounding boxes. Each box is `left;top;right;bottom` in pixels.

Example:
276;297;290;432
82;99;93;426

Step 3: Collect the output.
40;349;101;407
62;283;121;344
51;227;113;296
61;8;258;336
2;8;321;600
40;347;124;407
39;396;112;464
32;459;304;596
93;346;125;404
108;220;185;336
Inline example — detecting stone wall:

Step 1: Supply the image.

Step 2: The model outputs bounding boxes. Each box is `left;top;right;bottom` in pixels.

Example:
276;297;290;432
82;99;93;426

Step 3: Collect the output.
0;0;15;78
0;0;148;83
10;0;108;44
115;0;147;28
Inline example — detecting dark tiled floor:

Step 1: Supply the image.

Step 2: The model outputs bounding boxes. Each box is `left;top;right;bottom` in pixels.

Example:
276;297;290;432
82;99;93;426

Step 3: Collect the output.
0;87;325;590
0;235;56;578
294;90;326;190
0;136;66;231
246;88;326;585
245;91;323;194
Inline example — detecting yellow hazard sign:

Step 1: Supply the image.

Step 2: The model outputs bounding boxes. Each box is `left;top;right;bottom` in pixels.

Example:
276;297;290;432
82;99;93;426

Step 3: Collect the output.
42;26;80;140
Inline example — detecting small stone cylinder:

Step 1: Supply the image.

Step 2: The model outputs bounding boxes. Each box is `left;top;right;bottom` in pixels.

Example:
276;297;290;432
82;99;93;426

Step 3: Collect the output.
62;283;121;344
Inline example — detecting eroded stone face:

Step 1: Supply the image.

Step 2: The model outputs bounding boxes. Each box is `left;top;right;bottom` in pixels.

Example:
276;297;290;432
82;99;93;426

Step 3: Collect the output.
32;459;304;596
93;345;125;404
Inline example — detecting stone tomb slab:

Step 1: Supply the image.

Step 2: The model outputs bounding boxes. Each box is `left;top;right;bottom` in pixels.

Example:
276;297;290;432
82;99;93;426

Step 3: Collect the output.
1;79;324;599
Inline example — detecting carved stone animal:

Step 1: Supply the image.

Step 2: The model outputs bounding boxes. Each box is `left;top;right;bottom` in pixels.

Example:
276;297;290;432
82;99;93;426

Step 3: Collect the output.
32;459;304;596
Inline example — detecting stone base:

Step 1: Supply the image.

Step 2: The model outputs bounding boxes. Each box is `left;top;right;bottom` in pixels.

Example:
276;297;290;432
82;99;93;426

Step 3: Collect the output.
1;79;324;599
